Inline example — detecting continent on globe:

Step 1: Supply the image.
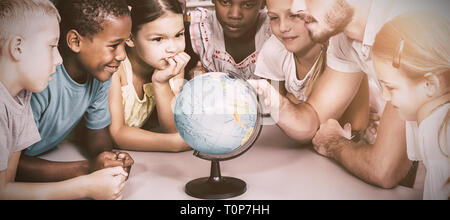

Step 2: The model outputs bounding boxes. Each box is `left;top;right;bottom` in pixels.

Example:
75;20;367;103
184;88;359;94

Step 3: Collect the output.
174;72;258;155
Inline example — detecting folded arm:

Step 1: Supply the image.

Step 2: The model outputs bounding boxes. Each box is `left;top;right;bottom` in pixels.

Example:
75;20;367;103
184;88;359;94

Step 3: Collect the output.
108;73;190;152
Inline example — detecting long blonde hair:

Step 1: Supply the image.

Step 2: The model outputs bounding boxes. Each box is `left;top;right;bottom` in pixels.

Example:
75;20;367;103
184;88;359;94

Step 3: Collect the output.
373;11;450;157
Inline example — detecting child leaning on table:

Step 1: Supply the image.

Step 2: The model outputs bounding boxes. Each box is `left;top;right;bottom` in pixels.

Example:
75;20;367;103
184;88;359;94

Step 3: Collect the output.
372;11;450;200
108;0;192;152
0;0;128;200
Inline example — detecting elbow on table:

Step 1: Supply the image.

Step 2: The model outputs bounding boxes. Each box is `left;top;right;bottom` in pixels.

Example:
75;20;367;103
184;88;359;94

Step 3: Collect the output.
168;137;192;153
283;116;319;144
371;162;410;189
373;171;400;189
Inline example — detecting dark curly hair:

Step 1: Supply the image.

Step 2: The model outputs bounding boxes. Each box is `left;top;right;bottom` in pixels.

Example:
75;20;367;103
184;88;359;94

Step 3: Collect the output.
56;0;130;38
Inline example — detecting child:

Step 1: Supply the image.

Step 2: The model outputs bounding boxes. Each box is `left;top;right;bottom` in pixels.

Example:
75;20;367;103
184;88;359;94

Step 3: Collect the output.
108;0;191;152
187;0;272;80
0;0;127;200
15;0;134;186
255;0;372;138
373;11;450;200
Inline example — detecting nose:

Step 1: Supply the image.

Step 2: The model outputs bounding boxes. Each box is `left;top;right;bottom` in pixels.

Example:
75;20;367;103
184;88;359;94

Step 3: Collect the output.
228;5;243;20
166;39;178;54
55;48;63;66
115;43;127;62
279;18;292;33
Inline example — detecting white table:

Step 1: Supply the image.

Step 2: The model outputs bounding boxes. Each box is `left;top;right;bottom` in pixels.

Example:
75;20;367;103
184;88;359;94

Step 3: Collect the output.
40;125;422;200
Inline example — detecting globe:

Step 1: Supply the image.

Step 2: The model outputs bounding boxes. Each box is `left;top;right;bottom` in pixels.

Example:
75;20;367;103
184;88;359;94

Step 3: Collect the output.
174;72;262;199
174;72;259;157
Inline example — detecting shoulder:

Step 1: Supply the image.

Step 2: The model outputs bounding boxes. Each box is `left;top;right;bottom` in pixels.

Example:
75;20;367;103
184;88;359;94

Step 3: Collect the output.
260;35;287;57
255;36;291;80
328;34;355;57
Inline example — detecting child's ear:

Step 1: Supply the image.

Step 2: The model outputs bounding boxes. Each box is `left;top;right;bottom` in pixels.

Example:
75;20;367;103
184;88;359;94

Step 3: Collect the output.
125;36;135;48
423;72;440;97
66;29;82;53
9;36;25;61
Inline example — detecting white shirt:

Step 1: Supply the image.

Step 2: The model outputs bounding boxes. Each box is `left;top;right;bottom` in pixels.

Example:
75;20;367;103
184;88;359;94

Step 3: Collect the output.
255;35;320;101
406;104;450;200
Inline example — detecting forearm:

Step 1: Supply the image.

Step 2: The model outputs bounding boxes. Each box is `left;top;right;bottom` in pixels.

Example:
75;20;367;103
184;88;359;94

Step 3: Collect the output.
330;137;412;188
84;127;114;158
16;154;89;182
111;125;186;152
277;100;320;143
0;176;88;200
153;82;178;133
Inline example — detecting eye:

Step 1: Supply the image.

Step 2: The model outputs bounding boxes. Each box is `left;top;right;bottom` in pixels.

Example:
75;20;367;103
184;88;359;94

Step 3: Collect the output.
175;32;185;38
152;37;163;42
242;2;256;9
109;43;120;49
219;0;231;6
383;84;396;92
289;14;301;19
269;16;278;21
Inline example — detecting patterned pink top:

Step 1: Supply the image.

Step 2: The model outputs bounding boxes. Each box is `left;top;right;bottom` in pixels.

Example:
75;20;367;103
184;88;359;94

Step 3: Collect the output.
189;8;272;80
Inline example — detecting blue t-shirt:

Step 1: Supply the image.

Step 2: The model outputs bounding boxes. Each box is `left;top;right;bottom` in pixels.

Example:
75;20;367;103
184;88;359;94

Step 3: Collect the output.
26;64;112;156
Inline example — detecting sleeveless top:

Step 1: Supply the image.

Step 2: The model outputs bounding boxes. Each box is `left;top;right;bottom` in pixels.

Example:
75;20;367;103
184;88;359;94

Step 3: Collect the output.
120;57;156;128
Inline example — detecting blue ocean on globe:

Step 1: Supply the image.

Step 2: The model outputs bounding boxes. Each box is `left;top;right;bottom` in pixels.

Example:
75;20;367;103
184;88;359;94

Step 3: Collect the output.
174;72;258;155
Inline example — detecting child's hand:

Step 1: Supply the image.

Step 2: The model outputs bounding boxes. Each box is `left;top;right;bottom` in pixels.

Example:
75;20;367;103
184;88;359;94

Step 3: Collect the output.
153;52;191;84
114;151;134;178
248;79;285;116
89;151;125;173
364;106;380;144
85;166;128;200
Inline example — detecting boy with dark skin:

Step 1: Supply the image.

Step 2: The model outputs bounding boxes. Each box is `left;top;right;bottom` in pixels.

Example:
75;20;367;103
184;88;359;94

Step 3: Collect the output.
186;0;271;80
16;0;134;183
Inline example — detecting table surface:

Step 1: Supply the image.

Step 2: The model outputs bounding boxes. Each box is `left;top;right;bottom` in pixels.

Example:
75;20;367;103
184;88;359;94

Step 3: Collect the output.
40;125;423;200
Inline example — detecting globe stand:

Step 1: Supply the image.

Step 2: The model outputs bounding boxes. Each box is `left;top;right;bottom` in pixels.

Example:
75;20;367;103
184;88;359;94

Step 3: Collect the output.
185;160;246;199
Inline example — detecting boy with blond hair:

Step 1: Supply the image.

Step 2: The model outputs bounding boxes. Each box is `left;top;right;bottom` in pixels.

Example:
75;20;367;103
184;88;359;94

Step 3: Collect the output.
0;0;128;200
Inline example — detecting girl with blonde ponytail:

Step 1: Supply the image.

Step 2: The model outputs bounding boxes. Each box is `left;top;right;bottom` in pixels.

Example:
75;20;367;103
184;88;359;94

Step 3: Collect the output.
373;11;450;200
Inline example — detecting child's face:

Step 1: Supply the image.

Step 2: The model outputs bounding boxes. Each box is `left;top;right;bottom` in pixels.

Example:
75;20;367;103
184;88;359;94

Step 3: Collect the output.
267;0;315;53
130;13;185;70
373;57;428;121
213;0;264;39
20;16;62;93
291;0;353;43
77;16;132;82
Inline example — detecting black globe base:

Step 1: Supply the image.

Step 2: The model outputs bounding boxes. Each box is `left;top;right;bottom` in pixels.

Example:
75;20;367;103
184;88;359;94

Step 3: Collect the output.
185;160;247;199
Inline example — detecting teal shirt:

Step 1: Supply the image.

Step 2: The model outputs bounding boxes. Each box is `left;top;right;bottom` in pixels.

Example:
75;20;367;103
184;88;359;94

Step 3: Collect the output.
26;64;111;156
